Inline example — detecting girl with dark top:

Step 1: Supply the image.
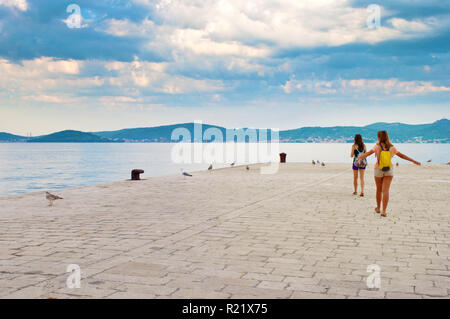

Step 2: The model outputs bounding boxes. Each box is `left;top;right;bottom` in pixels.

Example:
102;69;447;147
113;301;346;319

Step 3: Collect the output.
350;134;367;196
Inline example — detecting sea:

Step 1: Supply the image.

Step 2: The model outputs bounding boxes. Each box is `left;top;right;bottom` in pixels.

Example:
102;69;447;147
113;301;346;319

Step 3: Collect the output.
0;143;448;196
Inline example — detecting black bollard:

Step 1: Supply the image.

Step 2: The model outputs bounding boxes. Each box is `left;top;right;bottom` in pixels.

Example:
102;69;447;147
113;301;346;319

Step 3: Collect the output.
131;169;144;180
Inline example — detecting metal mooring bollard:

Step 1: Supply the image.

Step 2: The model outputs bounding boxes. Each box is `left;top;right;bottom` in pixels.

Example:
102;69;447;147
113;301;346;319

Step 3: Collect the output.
131;169;144;180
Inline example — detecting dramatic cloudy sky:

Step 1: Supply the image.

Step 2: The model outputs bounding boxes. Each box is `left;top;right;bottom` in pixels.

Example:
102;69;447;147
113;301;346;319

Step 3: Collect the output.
0;0;449;135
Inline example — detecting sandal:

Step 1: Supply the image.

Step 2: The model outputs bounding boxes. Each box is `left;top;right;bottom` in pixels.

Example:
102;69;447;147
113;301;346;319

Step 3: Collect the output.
353;192;357;195
360;193;364;197
374;208;380;214
381;212;387;217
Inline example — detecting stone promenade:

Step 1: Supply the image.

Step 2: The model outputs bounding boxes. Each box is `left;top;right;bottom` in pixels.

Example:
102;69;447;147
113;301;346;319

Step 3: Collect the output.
0;163;448;298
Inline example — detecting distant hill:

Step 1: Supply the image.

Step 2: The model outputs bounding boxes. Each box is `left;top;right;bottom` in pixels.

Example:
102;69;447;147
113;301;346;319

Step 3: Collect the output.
0;132;29;142
95;119;449;143
27;130;117;143
1;119;448;143
279;119;450;143
95;123;277;142
95;123;228;142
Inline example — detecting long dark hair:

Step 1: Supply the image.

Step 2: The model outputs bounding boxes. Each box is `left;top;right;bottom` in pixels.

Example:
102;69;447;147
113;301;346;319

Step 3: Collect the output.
377;130;393;149
354;134;365;150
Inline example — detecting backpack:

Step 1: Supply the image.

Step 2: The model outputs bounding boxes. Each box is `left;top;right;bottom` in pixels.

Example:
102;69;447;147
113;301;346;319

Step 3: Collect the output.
354;146;367;168
379;144;392;171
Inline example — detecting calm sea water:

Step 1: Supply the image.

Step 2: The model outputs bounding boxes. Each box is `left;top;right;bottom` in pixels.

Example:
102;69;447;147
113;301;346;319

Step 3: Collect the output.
0;143;448;196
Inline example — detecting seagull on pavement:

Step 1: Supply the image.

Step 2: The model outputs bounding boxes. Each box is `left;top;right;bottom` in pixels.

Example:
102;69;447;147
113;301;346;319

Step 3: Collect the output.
181;169;192;178
46;192;63;207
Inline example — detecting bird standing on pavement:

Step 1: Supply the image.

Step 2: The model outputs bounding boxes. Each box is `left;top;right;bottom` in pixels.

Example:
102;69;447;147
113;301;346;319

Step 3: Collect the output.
46;192;63;207
246;166;250;171
321;162;325;167
208;164;213;170
181;168;192;179
230;162;235;167
312;160;316;165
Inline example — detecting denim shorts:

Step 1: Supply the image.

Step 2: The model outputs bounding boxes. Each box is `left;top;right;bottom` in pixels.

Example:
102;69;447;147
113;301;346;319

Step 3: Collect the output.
352;163;366;171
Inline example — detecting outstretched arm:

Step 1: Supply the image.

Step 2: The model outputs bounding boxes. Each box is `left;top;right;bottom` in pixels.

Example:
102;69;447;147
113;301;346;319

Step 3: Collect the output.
397;152;421;165
358;149;374;160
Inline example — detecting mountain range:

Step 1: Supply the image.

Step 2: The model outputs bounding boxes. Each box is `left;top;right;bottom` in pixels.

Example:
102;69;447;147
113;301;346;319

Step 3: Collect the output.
0;119;448;143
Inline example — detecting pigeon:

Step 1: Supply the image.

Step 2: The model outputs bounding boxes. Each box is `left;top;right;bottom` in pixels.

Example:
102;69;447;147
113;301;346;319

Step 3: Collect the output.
230;162;235;167
46;192;63;207
312;160;316;165
426;159;432;163
321;162;325;167
208;164;213;170
246;166;250;171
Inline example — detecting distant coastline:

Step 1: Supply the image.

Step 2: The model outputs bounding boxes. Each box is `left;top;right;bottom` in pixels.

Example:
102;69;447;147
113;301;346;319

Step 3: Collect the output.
1;119;449;144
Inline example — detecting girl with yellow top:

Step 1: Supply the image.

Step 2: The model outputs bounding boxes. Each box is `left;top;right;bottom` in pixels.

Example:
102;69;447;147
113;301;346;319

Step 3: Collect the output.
358;131;421;217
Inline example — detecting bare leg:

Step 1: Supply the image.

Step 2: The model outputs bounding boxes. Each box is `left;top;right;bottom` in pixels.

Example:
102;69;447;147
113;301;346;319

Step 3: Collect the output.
374;176;383;213
359;169;365;195
353;170;358;194
381;176;393;216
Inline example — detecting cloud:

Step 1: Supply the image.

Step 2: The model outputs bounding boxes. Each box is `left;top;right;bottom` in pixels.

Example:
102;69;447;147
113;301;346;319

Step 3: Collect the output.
281;77;450;97
0;0;449;129
101;18;155;37
170;28;270;58
0;0;28;11
22;94;81;103
145;0;444;50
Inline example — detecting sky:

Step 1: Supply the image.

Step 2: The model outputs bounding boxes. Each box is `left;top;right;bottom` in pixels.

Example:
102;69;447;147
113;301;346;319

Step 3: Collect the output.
0;0;449;135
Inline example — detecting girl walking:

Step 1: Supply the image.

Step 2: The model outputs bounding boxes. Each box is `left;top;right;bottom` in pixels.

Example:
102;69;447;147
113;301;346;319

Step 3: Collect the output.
350;134;367;196
358;130;421;217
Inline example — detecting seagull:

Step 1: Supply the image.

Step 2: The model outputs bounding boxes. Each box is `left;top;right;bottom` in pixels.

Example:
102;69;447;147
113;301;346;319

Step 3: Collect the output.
246;166;250;171
46;192;63;207
426;159;432;163
181;168;192;179
230;162;235;167
312;160;316;165
208;164;213;170
321;162;325;167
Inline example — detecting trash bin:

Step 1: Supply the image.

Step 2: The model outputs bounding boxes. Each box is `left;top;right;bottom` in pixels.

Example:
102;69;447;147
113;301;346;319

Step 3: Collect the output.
279;153;287;163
